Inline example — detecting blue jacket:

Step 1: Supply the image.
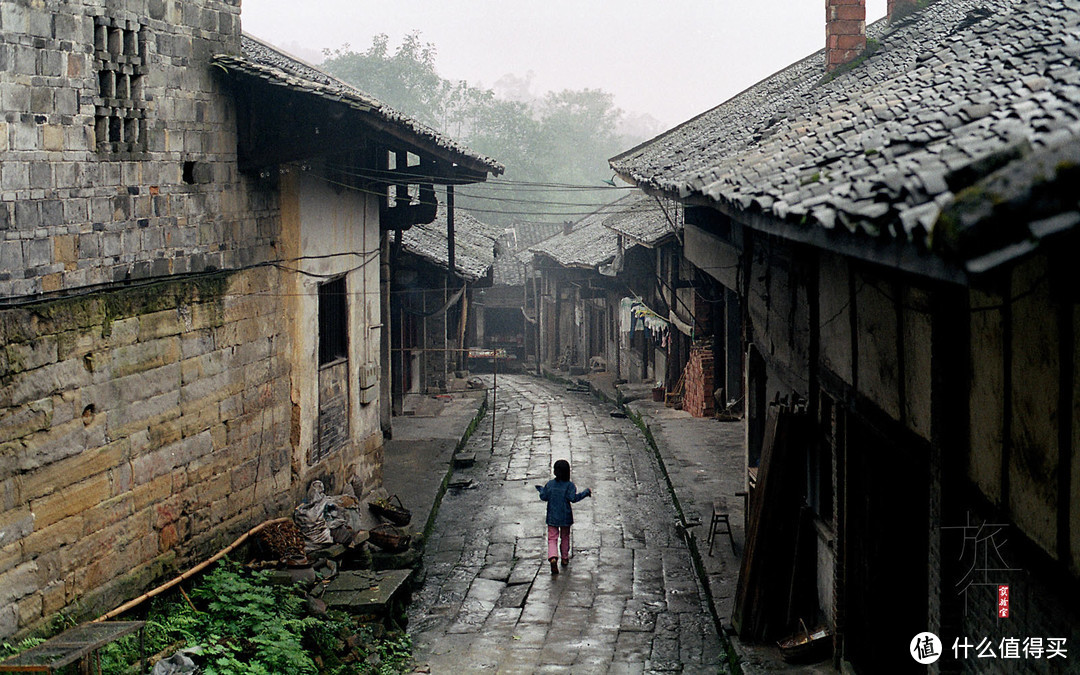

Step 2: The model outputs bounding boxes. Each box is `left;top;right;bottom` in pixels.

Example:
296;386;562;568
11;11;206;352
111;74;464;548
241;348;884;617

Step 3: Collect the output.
537;479;590;527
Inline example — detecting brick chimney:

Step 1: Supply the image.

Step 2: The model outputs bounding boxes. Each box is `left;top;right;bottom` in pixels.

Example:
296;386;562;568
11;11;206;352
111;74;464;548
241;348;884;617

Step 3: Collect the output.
826;0;866;72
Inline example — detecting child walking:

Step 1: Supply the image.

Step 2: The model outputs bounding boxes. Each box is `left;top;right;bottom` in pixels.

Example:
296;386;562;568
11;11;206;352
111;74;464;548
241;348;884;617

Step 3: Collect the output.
536;459;591;574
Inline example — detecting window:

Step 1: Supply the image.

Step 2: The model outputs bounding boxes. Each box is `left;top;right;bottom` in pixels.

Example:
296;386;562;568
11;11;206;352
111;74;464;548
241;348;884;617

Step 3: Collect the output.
94;17;147;153
318;278;348;365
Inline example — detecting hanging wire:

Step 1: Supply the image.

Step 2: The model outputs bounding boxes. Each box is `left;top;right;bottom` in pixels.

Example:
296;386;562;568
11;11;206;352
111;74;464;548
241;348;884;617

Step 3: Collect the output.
327;163;634;207
321;162;639;192
0;250;384;309
310;172;673;220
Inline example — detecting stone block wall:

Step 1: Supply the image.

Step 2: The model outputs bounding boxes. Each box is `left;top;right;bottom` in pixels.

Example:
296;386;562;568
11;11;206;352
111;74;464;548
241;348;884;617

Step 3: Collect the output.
0;0;272;299
681;344;715;418
0;267;293;638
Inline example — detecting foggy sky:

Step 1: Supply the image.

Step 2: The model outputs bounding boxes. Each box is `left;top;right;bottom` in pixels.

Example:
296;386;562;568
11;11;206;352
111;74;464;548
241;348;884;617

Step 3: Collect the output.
241;0;887;129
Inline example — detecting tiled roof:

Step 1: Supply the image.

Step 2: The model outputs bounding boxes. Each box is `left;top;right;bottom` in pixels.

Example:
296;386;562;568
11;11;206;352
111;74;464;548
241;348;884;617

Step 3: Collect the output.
492;238;527;287
601;193;681;247
525;196;633;269
937;134;1080;273
611;0;1080;260
400;203;501;282
214;35;504;176
511;222;564;249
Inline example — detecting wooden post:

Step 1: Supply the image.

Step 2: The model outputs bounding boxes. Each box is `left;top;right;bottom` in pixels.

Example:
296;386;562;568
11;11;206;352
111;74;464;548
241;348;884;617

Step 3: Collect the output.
447;184;456;279
457;281;469;371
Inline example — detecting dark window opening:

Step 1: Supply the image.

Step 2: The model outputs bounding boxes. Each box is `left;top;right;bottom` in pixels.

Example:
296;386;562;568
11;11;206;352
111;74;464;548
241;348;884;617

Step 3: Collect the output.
95;19;147;154
319;278;348;365
182;161;196;185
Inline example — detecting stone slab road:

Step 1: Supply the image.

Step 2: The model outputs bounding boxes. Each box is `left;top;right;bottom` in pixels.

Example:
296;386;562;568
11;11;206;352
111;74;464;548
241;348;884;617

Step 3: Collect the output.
408;375;724;674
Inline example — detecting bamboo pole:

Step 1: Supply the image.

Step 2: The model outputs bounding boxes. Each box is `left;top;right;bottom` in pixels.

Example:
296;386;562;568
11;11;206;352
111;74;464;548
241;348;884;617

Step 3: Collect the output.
93;517;290;622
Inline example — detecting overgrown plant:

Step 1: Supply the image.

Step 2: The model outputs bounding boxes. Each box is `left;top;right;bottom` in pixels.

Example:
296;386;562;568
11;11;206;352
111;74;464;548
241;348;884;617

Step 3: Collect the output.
94;560;413;675
0;636;46;660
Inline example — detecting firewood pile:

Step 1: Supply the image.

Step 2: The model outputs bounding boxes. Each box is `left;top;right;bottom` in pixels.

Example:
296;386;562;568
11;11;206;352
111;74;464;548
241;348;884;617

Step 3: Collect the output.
256;519;305;561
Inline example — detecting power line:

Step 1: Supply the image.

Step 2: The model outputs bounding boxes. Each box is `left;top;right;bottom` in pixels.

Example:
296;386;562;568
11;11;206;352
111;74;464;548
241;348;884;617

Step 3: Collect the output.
0;250;383;309
310;172;675;220
321;163;638;192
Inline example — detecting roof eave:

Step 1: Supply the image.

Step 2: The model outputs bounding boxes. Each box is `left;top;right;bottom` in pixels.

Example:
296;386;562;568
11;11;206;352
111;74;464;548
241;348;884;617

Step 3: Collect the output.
213;53;503;181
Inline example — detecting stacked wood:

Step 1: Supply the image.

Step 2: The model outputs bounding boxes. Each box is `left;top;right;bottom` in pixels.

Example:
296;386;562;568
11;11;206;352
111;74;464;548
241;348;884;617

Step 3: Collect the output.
733;400;812;641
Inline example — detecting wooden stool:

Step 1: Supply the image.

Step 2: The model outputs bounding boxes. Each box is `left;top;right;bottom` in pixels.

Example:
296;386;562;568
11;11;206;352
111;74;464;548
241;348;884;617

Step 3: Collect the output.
707;497;736;556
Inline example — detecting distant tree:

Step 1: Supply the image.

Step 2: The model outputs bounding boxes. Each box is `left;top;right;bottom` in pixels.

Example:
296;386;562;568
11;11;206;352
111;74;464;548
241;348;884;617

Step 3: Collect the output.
322;32;448;128
322;34;641;227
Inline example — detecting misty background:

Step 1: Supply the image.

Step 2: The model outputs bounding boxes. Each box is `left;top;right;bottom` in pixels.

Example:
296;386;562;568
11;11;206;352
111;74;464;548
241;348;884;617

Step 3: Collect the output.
241;1;888;227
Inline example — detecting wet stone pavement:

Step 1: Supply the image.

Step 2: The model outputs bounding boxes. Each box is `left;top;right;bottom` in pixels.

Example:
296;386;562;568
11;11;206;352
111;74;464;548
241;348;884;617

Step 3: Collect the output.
408;374;723;673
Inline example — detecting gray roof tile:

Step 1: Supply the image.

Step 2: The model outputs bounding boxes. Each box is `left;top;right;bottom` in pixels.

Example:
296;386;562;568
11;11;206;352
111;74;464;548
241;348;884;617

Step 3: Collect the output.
523;192;676;268
400;203;501;282
611;0;1080;252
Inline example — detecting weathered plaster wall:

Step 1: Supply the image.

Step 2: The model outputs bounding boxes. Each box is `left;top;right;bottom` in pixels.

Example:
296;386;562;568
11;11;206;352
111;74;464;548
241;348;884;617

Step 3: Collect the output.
684;224;739;291
903;286;932;441
853;271;900;421
747;240;809;399
967;257;1062;558
968;287;1004;503
1008;256;1058;557
280;170;382;495
0;268;291;638
818;252;852;385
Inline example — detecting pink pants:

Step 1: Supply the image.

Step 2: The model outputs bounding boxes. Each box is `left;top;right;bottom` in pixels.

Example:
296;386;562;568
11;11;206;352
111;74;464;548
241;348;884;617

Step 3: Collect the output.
547;525;571;560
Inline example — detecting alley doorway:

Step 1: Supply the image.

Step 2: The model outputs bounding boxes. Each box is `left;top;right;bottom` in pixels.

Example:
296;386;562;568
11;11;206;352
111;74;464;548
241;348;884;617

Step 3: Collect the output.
843;416;930;673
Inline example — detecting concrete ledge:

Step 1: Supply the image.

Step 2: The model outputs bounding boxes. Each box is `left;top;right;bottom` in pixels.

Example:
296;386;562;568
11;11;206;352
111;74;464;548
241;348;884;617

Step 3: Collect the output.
381;390;488;543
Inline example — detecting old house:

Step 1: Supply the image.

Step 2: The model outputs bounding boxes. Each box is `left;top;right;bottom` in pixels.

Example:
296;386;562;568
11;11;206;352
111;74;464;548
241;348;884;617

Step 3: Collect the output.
484;220;561;371
0;0;499;640
601;194;706;408
524;192;697;393
390;202;500;404
525;201;619;377
473;229;529;368
612;0;1080;671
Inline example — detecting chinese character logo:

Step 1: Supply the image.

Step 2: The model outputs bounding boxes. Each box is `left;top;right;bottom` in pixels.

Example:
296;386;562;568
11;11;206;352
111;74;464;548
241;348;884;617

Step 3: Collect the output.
944;513;1017;617
911;632;942;664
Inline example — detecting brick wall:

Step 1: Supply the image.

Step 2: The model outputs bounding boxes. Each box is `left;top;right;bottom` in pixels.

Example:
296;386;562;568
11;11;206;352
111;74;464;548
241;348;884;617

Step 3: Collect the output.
826;0;866;72
0;267;294;638
681;344;715;418
0;0;271;298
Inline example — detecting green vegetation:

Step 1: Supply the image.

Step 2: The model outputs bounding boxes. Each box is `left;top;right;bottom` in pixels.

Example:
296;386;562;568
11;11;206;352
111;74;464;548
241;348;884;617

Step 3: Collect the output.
0;636;46;661
90;561;413;675
321;33;655;227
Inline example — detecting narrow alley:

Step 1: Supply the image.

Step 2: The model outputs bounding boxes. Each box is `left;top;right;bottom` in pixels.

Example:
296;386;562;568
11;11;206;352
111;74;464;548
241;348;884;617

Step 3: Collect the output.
408;375;724;673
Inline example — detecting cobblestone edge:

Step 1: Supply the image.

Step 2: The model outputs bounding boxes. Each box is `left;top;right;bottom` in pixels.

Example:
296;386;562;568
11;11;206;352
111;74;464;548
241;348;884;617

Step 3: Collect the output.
419;391;489;543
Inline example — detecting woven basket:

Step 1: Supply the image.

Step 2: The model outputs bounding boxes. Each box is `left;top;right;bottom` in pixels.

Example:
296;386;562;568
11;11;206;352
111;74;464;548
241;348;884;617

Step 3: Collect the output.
368;495;412;526
368;524;411;552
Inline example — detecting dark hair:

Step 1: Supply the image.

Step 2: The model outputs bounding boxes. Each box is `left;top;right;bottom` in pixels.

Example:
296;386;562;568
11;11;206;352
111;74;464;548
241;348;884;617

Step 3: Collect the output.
553;459;570;482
